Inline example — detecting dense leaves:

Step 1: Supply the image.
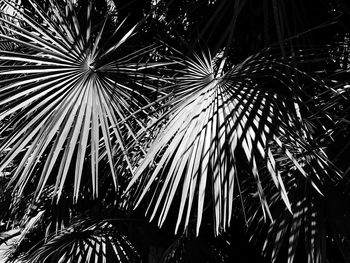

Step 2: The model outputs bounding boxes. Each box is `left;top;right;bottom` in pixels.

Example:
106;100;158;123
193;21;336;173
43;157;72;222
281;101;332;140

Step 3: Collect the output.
0;0;350;262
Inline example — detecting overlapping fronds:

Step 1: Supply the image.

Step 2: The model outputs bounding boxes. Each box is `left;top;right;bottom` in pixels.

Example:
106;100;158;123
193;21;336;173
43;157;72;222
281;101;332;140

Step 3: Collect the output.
240;125;350;263
19;219;140;263
253;197;325;263
0;0;163;201
127;50;338;235
246;172;350;263
316;79;350;173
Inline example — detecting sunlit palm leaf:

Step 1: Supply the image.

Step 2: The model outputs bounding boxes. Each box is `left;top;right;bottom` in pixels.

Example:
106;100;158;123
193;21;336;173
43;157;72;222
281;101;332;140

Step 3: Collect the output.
127;50;337;235
0;0;162;201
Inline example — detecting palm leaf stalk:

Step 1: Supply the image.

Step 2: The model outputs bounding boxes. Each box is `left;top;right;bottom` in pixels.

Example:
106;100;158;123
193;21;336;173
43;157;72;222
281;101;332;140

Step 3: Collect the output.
0;0;166;202
127;50;340;236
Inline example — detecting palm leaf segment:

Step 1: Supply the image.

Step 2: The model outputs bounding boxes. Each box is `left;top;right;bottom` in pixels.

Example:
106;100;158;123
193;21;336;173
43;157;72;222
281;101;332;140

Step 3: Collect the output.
0;0;156;201
128;51;335;235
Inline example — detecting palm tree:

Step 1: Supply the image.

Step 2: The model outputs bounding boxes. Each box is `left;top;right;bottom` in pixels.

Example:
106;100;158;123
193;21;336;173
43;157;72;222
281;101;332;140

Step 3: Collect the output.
0;0;350;262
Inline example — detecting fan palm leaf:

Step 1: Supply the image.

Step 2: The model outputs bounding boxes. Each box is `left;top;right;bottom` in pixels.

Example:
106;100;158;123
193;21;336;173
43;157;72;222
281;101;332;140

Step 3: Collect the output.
127;50;339;236
0;0;163;201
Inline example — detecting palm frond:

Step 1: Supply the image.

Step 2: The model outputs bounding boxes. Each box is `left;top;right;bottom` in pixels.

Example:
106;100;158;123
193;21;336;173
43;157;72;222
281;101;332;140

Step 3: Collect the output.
127;49;340;236
0;0;163;201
